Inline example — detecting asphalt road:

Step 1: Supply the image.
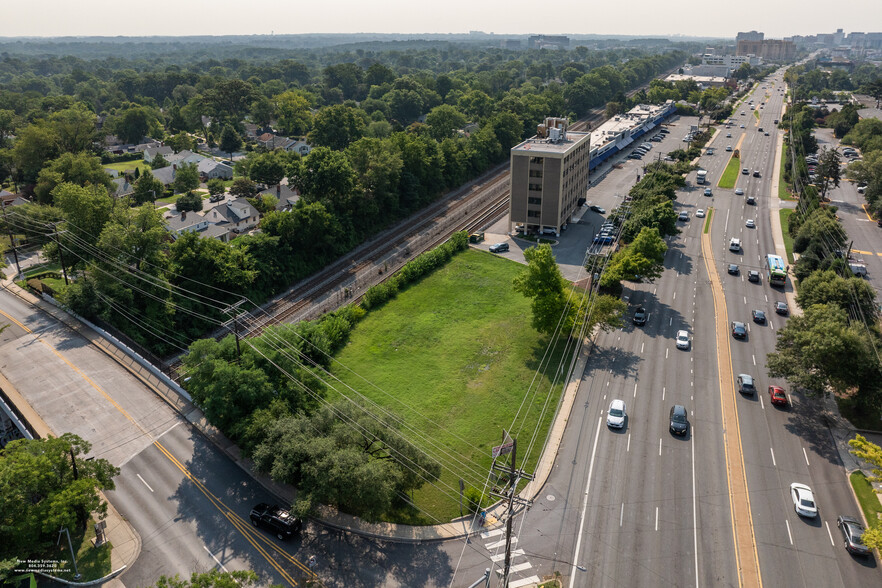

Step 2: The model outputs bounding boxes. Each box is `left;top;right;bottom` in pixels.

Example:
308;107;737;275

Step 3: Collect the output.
445;72;882;587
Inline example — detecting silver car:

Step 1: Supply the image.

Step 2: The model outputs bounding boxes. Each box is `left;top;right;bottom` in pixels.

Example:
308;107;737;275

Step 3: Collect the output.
607;399;626;429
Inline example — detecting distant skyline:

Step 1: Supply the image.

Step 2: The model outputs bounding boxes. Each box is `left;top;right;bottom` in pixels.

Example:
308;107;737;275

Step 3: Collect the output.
2;0;879;39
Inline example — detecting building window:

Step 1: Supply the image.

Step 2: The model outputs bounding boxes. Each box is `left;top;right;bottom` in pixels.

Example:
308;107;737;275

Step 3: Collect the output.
529;169;543;178
529;183;542;191
528;197;542;205
530;157;544;164
527;210;541;218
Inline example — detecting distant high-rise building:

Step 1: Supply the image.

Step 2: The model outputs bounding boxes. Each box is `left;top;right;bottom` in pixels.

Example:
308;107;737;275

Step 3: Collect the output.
527;35;570;50
736;31;764;43
737;39;795;60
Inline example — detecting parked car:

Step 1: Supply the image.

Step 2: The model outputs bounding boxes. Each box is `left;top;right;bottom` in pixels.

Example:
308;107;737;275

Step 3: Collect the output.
250;503;302;540
676;330;690;350
737;374;756;395
627;153;643;160
669;405;689;436
594;235;614;245
731;321;747;339
632;306;647;326
607;399;626;429
489;242;509;253
589;205;606;214
837;515;871;556
769;385;788;406
790;483;818;518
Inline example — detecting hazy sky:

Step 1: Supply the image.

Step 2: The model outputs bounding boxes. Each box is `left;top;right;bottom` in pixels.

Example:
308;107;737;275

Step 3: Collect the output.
2;0;878;39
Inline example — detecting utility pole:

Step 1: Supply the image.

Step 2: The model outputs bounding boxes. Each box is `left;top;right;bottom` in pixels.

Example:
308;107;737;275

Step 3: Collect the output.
489;431;534;588
52;222;69;285
58;527;81;581
1;202;22;278
221;298;249;358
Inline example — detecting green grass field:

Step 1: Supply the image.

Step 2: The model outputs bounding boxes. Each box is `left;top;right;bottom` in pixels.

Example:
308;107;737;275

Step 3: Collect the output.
780;209;795;265
104;161;152;175
754;110;760;121
849;471;882;527
778;153;796;201
331;248;568;522
719;156;741;189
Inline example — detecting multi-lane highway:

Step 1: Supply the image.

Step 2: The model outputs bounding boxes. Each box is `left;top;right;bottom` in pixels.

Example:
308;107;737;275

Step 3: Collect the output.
456;72;882;588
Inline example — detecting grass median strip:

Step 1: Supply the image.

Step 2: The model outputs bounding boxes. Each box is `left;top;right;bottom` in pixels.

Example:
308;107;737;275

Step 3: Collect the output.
704;207;713;234
719;156;740;189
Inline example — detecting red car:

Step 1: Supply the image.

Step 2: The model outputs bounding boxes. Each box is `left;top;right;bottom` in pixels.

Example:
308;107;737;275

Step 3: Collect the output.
769;386;788;407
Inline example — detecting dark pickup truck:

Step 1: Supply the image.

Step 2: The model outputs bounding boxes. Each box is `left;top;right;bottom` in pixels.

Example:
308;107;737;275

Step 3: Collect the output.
250;503;302;540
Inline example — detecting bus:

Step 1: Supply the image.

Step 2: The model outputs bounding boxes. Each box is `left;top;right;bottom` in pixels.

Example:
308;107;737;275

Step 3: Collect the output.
765;254;787;287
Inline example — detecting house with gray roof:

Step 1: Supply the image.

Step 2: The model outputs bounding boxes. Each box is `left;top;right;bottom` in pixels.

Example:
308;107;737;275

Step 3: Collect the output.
166;150;205;167
152;165;177;186
112;177;135;198
198;159;234;180
164;210;211;237
205;197;260;233
143;146;174;162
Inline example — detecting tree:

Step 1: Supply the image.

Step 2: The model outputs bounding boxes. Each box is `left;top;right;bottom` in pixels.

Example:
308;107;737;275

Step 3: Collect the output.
206;178;226;197
219;125;242;161
0;434;119;560
172;162;200;194
247;151;287;188
425;104;467;142
308;105;366;151
512;244;575;336
149;570;260;588
275;91;313;137
12;122;60;184
165;133;195;153
52;182;114;268
108;105;160;144
48;104;99;154
796;269;877;320
767;304;880;401
815;147;842;201
132;169;166;206
600;227;667;286
151;153;170;170
291;147;356;211
33;152;114;205
229;177;258;198
175;191;203;212
247;193;278;215
849;435;882;483
199;79;257;125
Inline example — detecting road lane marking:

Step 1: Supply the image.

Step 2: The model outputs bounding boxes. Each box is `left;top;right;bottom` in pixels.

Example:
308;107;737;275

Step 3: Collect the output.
641;342;645;354
659;438;663;456
569;417;603;588
826;521;835;546
786;520;793;545
655;507;659;531
803;447;810;467
760;396;765;410
627;434;631;452
634;383;638;397
621;503;624;527
770;447;776;466
674;292;677;300
670;317;673;326
752;354;756;366
136;473;154;492
692;426;700;588
663;386;666;400
666;348;669;359
204;546;230;572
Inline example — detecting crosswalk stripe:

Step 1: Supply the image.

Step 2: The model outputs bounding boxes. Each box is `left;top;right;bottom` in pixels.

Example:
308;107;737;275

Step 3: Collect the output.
490;549;524;562
486;536;518;550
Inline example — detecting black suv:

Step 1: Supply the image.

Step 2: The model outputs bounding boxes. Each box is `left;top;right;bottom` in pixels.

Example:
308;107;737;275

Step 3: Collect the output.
250;503;302;540
632;306;647;326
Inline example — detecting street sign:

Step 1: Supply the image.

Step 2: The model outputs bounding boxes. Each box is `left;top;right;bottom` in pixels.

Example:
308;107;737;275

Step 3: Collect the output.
492;442;514;459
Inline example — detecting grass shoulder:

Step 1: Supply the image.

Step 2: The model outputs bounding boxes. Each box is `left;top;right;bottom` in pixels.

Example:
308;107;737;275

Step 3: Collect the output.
50;515;113;581
779;209;795;265
778;153;796;201
849;471;882;528
331;248;568;522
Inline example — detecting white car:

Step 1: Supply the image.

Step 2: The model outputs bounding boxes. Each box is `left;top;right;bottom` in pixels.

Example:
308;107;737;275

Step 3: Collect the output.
696;209;705;217
607;399;626;429
790;483;818;518
735;188;744;195
676;330;690;350
746;219;755;228
678;211;689;221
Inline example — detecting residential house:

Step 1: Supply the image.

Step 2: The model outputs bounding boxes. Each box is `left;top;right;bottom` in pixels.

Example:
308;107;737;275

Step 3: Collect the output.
152;165;177;187
166;150;205;167
285;139;312;156
206;197;260;233
0;190;29;208
264;184;299;211
143;146;174;162
198;159;234;180
112;177;135;198
164;210;211;237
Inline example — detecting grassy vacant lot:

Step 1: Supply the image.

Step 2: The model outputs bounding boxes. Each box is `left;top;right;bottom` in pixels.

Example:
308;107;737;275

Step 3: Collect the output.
332;248;567;522
779;209;795;265
719;156;741;189
849;471;882;527
104;161;151;175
